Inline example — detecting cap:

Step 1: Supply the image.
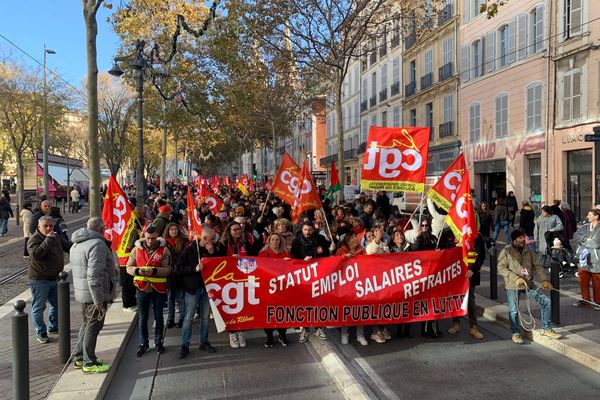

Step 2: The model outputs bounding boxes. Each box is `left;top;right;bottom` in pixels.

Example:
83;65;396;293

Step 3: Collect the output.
158;205;172;214
510;229;526;242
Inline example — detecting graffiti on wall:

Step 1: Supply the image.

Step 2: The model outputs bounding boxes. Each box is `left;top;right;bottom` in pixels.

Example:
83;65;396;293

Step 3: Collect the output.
464;118;545;169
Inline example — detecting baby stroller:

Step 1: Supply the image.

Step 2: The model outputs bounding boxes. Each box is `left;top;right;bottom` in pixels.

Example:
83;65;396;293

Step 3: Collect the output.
545;235;578;278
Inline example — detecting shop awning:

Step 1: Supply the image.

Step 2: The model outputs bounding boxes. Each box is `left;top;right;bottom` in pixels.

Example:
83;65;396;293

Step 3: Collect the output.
47;164;69;186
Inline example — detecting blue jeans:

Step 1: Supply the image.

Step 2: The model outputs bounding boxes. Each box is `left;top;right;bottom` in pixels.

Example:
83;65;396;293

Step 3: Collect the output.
506;287;552;334
493;221;510;242
136;290;166;346
30;279;58;335
1;218;8;235
167;288;185;323
181;287;210;347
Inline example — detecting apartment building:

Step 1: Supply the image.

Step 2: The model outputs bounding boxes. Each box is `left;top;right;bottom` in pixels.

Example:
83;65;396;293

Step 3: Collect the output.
459;0;551;209
402;0;461;179
550;0;599;221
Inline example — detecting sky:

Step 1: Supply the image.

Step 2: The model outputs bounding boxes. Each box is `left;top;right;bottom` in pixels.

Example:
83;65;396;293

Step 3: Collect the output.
0;0;122;89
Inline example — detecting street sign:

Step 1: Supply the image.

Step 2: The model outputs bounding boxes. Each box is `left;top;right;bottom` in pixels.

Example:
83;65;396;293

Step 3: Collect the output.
584;134;600;142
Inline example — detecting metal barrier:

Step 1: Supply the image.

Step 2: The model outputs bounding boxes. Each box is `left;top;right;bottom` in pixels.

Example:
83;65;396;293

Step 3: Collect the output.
58;271;71;364
489;245;498;300
550;261;560;324
12;300;29;400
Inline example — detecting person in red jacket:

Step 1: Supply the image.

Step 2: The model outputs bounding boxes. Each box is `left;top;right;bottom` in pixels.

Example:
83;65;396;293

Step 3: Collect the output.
259;233;291;347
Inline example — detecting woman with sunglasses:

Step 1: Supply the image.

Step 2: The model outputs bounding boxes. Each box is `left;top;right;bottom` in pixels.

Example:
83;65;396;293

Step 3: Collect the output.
410;218;437;251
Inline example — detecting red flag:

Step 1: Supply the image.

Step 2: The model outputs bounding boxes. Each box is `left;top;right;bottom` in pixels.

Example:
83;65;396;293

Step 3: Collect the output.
186;186;203;239
272;153;302;206
360;126;430;192
445;171;478;265
427;153;466;212
291;161;322;223
199;185;224;215
102;175;135;256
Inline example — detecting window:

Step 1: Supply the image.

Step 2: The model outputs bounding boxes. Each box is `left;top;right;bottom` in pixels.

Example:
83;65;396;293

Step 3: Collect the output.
424;49;433;75
495;93;509;138
362;119;368;141
471;39;482;77
371;114;377;128
527;82;543;131
382;111;388;127
392;56;400;84
443;95;453;123
355;66;360;95
469;102;481;141
409;60;416;83
362;79;368;104
409;108;417;126
354;100;359;126
371;72;377;98
381;63;388;92
425;102;433;138
499;25;509;67
562;71;581;122
443;37;453;66
393;106;401;127
564;0;583;40
530;5;544;53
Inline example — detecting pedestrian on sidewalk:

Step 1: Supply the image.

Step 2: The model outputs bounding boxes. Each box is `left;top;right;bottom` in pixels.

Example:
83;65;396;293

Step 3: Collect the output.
126;226;172;357
20;202;33;257
27;215;72;344
118;205;145;312
70;187;80;213
29;199;52;235
572;209;600;310
177;228;224;359
70;217;115;373
534;206;563;265
506;191;519;227
497;229;562;344
492;198;510;244
0;196;13;236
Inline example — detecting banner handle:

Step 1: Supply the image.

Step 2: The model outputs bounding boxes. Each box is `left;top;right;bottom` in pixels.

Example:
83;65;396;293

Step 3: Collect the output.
259;190;272;221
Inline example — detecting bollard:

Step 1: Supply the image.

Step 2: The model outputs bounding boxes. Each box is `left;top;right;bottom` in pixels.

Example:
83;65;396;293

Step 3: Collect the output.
12;300;29;400
15;204;20;226
61;199;65;215
57;271;71;365
489;245;498;300
550;261;560;325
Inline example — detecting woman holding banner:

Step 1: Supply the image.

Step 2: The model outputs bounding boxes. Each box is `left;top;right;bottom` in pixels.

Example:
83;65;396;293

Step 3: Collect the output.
259;233;291;347
335;232;368;346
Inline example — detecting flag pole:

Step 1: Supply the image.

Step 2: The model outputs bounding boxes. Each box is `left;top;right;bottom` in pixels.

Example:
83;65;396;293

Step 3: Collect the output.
321;207;334;243
402;194;428;231
259;190;272;220
436;221;446;248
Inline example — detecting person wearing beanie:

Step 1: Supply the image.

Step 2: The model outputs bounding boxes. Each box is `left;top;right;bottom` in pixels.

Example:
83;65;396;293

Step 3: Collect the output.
151;206;171;236
550;237;577;277
497;229;562;344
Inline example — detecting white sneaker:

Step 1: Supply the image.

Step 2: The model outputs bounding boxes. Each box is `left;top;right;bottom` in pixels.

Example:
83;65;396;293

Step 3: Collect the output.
356;334;368;346
370;331;385;343
237;331;247;347
123;306;137;312
341;333;349;345
229;332;239;348
381;327;391;340
314;328;327;340
299;328;310;343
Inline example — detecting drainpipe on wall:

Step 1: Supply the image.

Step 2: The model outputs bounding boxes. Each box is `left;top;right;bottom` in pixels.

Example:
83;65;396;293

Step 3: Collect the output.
545;0;554;204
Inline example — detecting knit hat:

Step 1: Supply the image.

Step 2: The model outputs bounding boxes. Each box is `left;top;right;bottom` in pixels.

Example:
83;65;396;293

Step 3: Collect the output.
553;237;562;246
158;205;171;214
510;229;526;242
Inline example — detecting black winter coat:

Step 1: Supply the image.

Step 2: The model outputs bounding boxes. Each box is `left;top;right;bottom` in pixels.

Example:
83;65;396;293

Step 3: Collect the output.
176;241;225;295
291;233;331;259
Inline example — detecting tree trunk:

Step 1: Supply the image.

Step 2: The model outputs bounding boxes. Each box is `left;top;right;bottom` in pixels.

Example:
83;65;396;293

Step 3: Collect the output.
160;118;167;191
335;70;345;202
83;0;102;217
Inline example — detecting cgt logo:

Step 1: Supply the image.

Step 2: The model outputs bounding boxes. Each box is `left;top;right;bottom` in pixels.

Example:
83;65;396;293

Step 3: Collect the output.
205;261;260;314
444;172;463;202
105;193;128;240
364;129;423;178
280;170;312;195
455;194;474;237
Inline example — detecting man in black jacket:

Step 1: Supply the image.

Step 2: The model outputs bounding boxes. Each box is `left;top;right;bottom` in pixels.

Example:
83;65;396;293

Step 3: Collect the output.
177;228;225;358
28;215;72;343
29;200;52;235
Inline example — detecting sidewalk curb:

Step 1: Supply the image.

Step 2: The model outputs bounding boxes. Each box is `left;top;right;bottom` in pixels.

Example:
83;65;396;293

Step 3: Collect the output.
305;334;372;400
46;299;137;400
476;295;600;374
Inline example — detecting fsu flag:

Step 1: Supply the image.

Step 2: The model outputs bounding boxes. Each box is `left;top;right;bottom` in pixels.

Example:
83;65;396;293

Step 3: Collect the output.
360;126;430;192
291;161;322;223
325;160;341;200
200;185;224;215
445;171;478;265
427;153;466;212
186;186;203;239
102;175;135;257
272;153;302;206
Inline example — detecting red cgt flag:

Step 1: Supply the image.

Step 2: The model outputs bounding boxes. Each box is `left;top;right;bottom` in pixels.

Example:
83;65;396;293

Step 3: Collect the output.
200;185;224;215
427;153;466;212
445;170;478;265
186;186;204;239
360;126;430;192
102;175;135;256
291;161;322;223
272;153;302;206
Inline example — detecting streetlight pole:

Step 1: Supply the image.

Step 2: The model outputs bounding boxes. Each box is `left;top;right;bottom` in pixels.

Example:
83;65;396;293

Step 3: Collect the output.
42;45;56;198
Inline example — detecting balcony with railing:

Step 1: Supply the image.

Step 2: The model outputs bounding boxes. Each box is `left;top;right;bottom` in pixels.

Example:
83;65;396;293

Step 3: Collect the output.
439;121;454;138
369;95;377;108
405;82;416;97
344;148;358;161
428;125;435;140
379;45;387;58
320;154;335;168
370;52;377;66
404;32;416;50
360;100;368;112
439;62;453;82
361;58;367;72
391;81;400;97
438;3;453;26
390;35;400;49
379;88;388;102
421;72;433;90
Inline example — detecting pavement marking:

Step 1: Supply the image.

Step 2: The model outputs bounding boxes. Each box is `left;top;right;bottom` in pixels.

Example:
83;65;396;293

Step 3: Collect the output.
354;356;402;400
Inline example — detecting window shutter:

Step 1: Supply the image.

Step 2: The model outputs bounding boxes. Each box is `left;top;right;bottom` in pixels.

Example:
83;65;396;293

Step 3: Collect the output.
485;31;495;73
478;36;484;76
463;0;470;23
573;71;582;119
518;13;527;59
461;44;470;82
571;0;582;36
507;17;517;64
563;75;572;121
534;84;542;129
495;96;501;137
535;5;544;53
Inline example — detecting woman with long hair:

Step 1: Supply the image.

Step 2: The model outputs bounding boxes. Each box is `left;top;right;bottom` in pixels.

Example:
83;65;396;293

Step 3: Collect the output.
572;209;600;310
259;233;291;347
163;222;189;328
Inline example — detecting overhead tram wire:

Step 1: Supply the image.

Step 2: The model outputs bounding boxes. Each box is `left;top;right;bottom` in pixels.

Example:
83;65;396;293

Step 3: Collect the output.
0;32;88;104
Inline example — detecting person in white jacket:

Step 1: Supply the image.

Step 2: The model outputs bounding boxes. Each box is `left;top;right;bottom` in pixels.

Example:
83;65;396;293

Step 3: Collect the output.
20;202;33;258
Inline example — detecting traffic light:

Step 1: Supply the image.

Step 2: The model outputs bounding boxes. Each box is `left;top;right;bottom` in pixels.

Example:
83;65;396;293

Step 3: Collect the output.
178;169;183;179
